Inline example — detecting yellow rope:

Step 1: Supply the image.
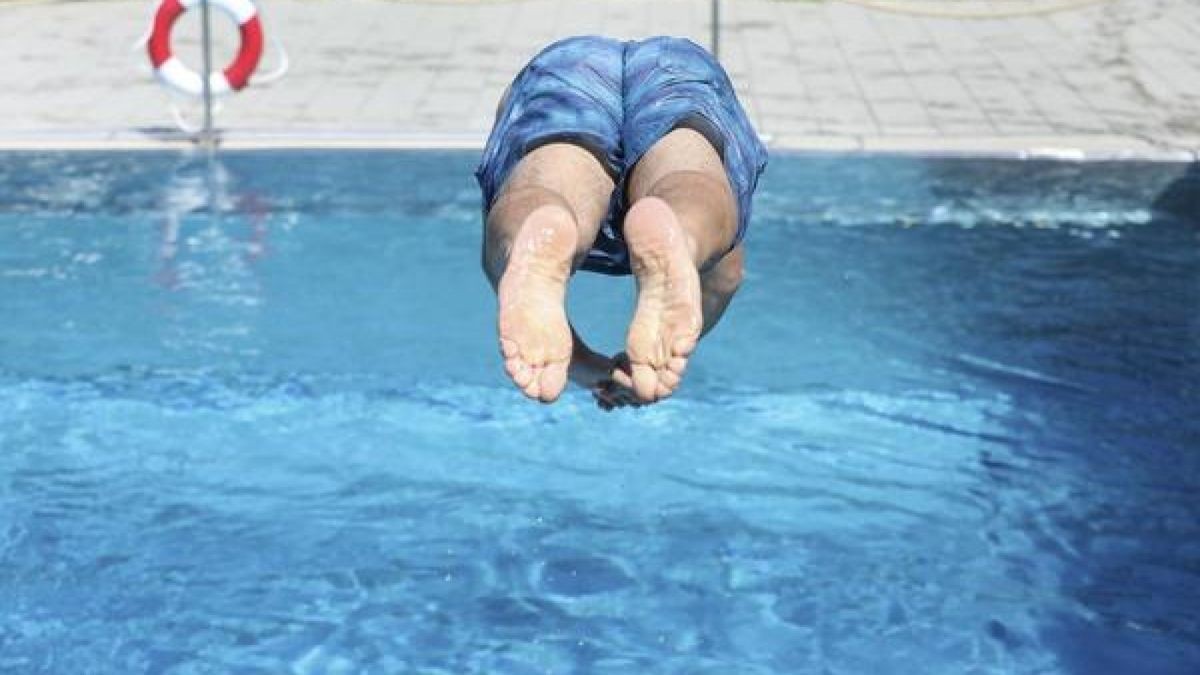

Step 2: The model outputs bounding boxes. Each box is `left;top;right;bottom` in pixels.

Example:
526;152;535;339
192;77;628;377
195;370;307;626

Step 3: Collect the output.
328;0;530;4
828;0;1116;20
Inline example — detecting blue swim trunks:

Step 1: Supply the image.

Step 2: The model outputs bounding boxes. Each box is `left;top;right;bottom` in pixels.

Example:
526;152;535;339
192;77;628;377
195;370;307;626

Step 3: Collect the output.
475;35;769;275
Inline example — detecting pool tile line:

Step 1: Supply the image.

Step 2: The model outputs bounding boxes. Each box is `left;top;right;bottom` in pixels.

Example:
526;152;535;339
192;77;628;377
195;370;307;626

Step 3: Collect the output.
0;129;1194;162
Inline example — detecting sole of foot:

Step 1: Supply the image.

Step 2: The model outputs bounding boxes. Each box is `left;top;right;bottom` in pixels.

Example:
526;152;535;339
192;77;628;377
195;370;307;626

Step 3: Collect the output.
496;204;578;403
621;196;703;403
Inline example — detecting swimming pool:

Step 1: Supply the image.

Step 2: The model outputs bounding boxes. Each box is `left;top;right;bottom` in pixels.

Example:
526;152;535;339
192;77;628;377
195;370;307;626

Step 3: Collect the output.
1;151;1197;673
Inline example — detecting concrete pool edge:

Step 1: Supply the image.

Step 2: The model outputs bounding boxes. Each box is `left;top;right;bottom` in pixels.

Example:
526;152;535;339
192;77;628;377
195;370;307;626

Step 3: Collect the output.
0;130;1195;162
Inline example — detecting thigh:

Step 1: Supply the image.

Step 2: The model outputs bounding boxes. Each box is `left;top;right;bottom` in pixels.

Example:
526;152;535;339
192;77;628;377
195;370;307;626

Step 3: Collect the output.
626;126;729;204
621;37;769;247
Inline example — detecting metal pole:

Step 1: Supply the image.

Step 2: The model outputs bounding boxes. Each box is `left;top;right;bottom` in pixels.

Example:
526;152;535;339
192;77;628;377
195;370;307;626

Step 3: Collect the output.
711;0;720;60
200;0;215;148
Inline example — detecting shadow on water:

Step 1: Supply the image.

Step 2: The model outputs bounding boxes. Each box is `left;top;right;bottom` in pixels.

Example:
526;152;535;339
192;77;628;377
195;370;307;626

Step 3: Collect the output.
1152;162;1200;226
1032;162;1200;675
930;160;1200;674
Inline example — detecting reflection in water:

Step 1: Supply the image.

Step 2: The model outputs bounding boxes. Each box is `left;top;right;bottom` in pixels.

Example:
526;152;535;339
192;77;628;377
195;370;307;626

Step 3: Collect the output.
152;155;275;362
155;156;271;290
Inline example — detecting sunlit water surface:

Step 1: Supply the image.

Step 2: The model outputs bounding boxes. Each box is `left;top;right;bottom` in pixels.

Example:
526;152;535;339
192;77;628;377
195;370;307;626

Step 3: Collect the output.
1;152;1198;674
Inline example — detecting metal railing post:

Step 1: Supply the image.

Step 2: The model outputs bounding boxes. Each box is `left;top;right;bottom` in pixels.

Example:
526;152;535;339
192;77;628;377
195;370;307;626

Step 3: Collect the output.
200;0;215;148
711;0;720;59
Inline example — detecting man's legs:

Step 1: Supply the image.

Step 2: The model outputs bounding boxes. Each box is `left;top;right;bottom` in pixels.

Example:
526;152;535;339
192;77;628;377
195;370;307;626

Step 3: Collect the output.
616;126;743;402
483;143;614;403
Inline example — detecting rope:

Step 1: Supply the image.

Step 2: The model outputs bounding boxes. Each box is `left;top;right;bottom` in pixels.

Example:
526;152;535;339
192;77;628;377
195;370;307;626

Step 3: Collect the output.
827;0;1116;19
169;99;226;134
170;102;203;134
296;0;530;4
254;37;290;85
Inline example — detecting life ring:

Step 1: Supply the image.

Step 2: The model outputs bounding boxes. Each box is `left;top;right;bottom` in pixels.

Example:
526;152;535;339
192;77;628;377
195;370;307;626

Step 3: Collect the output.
148;0;264;97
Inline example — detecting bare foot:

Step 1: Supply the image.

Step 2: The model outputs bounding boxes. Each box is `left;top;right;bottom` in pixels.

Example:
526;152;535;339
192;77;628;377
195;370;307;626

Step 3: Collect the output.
496;205;577;402
568;339;642;411
620;197;703;402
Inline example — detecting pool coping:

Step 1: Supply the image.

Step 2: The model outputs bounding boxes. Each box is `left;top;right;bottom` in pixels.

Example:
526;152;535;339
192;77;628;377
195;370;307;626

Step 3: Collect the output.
0;130;1195;162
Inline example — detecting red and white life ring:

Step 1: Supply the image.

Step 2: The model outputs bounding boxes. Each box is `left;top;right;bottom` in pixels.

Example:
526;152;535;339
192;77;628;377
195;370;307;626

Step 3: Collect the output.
147;0;264;97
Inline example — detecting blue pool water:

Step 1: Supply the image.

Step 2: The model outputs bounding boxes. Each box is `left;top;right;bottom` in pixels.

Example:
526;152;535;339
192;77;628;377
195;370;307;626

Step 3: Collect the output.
1;151;1197;674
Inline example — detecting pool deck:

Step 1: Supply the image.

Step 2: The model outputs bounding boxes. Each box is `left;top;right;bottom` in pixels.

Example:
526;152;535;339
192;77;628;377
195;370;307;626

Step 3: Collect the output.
1;0;1198;159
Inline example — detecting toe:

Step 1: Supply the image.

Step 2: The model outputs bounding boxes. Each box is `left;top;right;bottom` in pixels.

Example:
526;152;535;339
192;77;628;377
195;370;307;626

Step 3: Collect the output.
506;358;534;388
660;369;681;390
631;363;660;402
537;362;568;402
611;354;635;390
612;370;634;390
522;372;542;401
499;337;520;359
